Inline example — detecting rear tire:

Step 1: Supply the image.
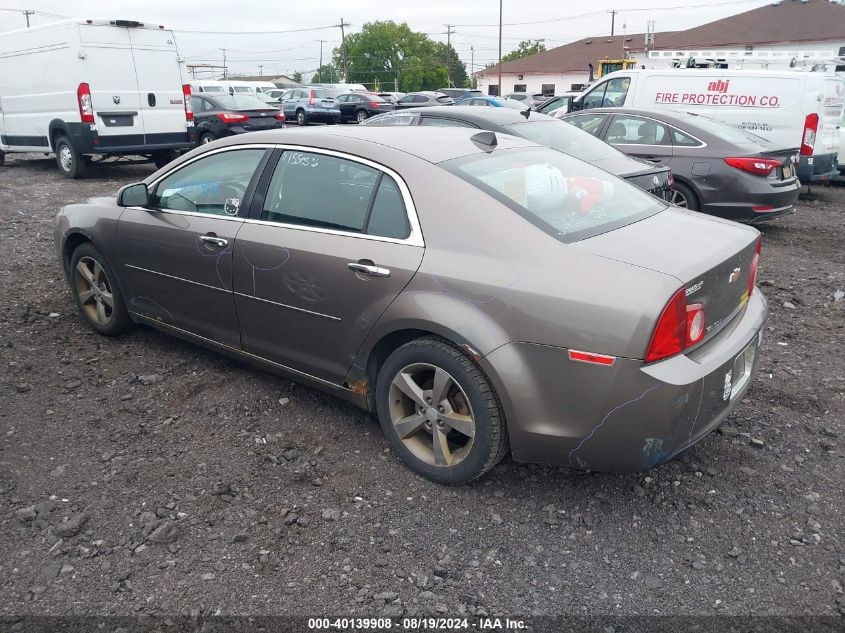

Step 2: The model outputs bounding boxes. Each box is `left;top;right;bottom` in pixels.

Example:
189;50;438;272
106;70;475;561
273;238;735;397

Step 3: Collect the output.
375;336;508;484
356;109;369;123
296;109;307;126
55;136;87;179
153;150;178;169
669;181;700;211
68;243;131;336
199;132;216;146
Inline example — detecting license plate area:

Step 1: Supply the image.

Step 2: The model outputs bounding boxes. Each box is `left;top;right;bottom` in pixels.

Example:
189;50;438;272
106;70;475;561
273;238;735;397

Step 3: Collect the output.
726;338;757;400
781;163;794;179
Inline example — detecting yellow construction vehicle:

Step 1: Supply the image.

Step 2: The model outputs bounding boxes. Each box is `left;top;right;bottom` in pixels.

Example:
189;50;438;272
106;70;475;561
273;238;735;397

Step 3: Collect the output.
597;57;636;78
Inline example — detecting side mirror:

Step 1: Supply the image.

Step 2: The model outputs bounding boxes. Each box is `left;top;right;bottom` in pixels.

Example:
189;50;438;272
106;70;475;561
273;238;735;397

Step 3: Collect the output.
117;182;148;207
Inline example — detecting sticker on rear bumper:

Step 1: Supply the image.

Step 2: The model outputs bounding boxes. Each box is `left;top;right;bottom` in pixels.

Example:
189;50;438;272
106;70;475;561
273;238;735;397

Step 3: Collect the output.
723;370;733;401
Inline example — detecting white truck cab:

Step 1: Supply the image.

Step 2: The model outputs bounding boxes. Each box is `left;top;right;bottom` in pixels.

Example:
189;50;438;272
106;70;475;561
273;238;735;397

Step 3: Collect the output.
0;18;195;177
570;68;845;183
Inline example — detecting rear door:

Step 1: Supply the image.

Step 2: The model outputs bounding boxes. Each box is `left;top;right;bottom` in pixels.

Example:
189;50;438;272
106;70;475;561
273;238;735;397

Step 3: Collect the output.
78;24;145;142
603;114;673;166
127;27;188;144
234;148;424;383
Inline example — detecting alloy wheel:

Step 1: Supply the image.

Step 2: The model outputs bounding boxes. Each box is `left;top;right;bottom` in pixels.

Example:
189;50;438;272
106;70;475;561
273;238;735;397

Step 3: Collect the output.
74;256;114;325
387;363;476;467
670;189;688;208
357;110;368;123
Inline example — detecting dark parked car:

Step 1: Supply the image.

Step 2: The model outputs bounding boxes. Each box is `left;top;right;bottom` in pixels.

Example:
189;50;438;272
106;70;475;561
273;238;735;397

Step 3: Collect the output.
437;88;484;101
533;92;580;117
190;94;285;145
337;93;395;123
56;126;767;483
394;92;455;109
562;108;800;223
363;107;673;200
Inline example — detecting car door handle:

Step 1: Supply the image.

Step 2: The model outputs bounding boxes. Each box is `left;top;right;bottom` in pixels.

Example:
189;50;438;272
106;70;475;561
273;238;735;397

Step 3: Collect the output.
200;235;228;247
348;261;390;277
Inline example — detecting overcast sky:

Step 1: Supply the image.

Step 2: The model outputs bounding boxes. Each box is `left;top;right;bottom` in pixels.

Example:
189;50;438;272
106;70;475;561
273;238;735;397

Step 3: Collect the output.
0;0;774;79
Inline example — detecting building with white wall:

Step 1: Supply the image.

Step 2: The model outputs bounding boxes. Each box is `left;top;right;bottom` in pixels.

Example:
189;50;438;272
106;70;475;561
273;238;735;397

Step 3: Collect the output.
477;0;845;97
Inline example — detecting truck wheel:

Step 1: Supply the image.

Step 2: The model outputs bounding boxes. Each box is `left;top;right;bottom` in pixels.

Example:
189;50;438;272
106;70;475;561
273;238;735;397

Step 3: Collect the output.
153;150;178;169
55;136;87;179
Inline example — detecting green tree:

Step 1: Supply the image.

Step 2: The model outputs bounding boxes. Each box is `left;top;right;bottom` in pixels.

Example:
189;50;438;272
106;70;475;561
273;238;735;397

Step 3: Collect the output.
434;42;468;88
311;64;341;83
334;21;454;92
290;71;303;83
501;40;547;63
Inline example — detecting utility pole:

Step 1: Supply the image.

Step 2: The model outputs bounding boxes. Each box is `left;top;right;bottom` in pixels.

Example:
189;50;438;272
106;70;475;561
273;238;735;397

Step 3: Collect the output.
497;0;503;97
23;9;35;27
607;9;617;37
339;18;350;84
220;48;228;79
316;39;326;83
470;46;475;89
444;24;455;86
258;65;264;77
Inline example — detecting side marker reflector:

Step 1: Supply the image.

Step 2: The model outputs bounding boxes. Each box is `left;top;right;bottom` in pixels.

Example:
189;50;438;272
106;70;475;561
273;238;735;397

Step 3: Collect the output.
568;349;616;366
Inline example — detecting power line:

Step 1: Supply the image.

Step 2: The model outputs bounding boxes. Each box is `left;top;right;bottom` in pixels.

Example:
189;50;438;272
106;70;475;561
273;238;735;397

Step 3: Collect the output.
173;23;345;35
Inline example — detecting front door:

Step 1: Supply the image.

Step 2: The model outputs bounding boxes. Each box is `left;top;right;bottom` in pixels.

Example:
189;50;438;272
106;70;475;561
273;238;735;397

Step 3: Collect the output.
116;147;269;347
234;148;424;384
603;114;674;166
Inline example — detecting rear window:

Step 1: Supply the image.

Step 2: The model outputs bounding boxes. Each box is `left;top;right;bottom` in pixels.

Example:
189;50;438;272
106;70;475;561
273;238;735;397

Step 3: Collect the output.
504;120;623;162
213;95;270;110
362;113;419;126
311;89;337;99
441;148;665;243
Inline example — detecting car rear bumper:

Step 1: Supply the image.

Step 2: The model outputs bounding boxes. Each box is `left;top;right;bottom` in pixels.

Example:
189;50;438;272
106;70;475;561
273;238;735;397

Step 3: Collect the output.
700;178;800;223
798;153;839;182
306;109;341;123
67;123;196;154
481;290;767;472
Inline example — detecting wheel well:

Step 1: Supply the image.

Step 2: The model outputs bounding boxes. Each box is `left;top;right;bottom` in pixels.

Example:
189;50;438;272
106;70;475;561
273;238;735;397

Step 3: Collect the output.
63;233;91;272
671;176;700;204
365;329;432;386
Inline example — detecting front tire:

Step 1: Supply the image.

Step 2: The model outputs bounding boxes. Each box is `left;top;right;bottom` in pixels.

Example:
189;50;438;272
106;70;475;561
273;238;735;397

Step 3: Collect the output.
55;136;87;179
375;337;508;484
69;243;131;336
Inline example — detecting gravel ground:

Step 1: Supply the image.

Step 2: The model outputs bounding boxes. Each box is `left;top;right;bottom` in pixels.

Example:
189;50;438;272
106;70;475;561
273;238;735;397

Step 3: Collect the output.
0;154;843;624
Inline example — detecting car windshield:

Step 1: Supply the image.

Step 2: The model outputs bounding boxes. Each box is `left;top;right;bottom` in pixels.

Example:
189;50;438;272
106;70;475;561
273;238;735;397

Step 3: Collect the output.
213;95;271;110
503;120;622;162
200;85;225;93
441;148;665;243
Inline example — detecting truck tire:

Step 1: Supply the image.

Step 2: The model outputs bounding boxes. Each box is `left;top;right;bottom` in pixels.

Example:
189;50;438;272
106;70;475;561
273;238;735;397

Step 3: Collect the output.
55;136;88;179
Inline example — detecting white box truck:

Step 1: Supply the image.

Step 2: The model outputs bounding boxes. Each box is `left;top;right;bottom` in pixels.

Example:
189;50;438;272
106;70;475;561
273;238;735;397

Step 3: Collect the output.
0;18;196;178
569;68;845;183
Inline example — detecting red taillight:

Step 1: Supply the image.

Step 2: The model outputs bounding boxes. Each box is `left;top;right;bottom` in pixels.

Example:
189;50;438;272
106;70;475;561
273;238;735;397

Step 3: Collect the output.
77;83;94;123
723;157;780;175
274;112;286;121
216;112;249;123
309;90;316;106
182;84;193;121
747;237;761;299
370;101;382;108
800;113;818;156
752;205;774;212
645;289;688;363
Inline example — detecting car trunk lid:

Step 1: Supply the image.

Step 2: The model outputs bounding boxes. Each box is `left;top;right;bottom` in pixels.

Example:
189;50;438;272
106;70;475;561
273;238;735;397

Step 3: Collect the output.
240;109;281;129
571;209;760;346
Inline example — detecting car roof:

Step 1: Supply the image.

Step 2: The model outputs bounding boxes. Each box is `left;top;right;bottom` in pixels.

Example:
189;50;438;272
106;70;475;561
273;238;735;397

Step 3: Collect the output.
565;107;706;127
399;105;549;126
169;126;540;169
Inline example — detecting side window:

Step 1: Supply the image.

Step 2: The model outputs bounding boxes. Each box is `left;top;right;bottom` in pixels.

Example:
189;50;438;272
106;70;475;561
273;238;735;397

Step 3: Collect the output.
565;113;607;137
398;95;415;104
418;117;477;128
606;116;669;145
412;95;428;103
337;95;349;103
670;128;702;147
602;77;630;107
262;151;379;232
151;149;266;216
367;175;410;239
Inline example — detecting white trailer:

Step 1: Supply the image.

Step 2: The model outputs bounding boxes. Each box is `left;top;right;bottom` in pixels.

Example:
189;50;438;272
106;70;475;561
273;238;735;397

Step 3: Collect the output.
0;18;196;178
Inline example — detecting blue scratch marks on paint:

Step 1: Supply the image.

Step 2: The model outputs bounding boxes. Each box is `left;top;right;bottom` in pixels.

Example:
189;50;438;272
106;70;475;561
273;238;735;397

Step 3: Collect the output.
568;384;661;466
686;378;706;447
130;296;174;323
